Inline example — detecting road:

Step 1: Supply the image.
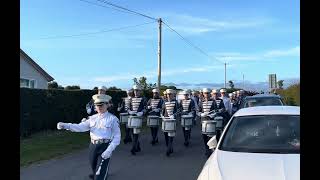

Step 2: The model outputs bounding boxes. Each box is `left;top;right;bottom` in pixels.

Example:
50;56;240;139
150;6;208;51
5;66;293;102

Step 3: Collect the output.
20;122;209;180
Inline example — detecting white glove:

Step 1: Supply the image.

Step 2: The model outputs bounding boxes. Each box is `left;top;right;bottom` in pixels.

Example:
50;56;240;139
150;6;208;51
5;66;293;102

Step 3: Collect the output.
57;122;65;130
154;108;160;113
169;115;174;119
147;106;152;109
208;114;215;119
201;112;208;117
81;118;87;122
117;107;121;112
136;112;143;116
101;150;111;159
86;108;91;115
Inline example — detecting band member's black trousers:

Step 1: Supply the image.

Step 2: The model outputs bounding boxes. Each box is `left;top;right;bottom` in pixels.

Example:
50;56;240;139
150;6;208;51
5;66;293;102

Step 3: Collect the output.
182;127;191;143
164;132;174;152
132;134;140;152
124;125;132;141
150;127;158;142
89;143;110;180
202;134;212;156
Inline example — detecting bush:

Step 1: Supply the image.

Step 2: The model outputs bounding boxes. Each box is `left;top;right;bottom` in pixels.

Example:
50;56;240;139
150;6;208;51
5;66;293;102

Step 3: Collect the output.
276;83;300;106
20;88;126;137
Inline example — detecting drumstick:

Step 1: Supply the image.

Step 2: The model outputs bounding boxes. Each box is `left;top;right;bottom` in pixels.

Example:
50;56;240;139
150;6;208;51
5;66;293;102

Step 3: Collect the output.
95;159;105;175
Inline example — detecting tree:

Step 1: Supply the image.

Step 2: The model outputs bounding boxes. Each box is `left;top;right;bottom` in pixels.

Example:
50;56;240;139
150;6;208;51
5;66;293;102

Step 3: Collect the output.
108;86;121;90
65;85;80;90
48;81;58;89
228;80;234;89
93;87;98;90
277;80;284;89
133;76;156;90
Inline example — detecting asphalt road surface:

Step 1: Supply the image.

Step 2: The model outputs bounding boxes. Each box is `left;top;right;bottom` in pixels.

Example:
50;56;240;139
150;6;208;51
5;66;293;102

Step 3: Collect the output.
20;121;210;180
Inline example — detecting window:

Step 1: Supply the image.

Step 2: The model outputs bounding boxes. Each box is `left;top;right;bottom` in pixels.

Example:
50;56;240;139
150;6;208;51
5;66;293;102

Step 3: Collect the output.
220;115;300;154
20;78;36;88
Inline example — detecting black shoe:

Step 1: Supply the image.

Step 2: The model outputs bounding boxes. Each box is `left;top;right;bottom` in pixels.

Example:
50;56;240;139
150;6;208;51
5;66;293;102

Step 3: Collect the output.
136;144;141;152
155;138;159;143
123;139;128;144
184;141;189;147
166;150;170;157
89;174;94;179
131;149;136;155
151;141;155;145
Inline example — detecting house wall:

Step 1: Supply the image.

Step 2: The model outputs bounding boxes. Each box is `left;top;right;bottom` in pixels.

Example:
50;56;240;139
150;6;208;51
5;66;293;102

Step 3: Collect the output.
20;54;49;89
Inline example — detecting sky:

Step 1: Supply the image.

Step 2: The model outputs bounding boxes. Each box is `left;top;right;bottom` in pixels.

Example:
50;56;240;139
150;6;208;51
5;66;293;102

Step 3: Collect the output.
20;0;300;90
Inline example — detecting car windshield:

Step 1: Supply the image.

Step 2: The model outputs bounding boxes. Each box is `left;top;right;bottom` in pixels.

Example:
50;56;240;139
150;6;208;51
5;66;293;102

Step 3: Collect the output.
244;97;283;107
219;115;300;154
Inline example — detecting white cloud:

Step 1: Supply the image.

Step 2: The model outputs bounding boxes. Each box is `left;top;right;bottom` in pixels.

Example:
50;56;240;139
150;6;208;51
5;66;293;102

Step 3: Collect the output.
263;46;300;57
163;14;273;35
212;46;300;63
92;63;231;83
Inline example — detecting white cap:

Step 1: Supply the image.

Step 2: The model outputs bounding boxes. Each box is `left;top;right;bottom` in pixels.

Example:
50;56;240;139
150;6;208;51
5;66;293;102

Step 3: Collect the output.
98;86;107;91
163;90;167;95
166;89;175;94
180;90;188;95
237;90;240;93
229;93;233;97
92;94;112;104
211;89;218;94
186;89;191;94
152;89;159;93
126;89;133;93
202;88;210;93
132;85;141;90
232;92;236;94
220;89;226;93
240;90;244;92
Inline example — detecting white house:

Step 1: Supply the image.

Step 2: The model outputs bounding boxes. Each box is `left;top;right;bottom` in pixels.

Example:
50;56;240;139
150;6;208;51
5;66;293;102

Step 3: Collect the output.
20;49;54;89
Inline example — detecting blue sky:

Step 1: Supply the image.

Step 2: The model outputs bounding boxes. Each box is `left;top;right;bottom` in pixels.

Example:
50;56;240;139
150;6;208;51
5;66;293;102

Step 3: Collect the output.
20;0;300;90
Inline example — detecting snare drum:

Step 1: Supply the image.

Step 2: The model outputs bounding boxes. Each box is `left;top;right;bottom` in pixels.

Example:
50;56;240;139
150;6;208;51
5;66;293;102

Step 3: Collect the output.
181;115;193;127
201;120;216;135
214;116;224;129
147;116;160;127
119;113;129;124
161;118;176;133
128;116;143;128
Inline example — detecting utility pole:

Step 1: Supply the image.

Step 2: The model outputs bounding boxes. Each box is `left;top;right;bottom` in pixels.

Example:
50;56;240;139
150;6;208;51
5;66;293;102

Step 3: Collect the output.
224;62;227;88
157;18;162;91
243;74;245;90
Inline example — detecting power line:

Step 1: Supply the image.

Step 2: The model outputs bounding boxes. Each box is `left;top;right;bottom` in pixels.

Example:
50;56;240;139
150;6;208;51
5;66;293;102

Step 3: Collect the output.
36;21;156;40
80;0;157;20
79;0;135;15
162;21;225;65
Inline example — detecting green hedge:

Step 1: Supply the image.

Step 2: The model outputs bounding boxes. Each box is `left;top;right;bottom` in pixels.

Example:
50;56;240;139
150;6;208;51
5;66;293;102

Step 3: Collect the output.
277;83;300;106
20;88;126;137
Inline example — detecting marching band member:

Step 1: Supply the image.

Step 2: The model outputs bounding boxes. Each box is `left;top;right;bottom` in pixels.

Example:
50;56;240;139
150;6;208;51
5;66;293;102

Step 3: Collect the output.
180;90;196;147
220;89;232;117
146;88;164;145
57;94;120;180
117;89;133;144
161;89;180;156
198;88;217;157
128;85;147;155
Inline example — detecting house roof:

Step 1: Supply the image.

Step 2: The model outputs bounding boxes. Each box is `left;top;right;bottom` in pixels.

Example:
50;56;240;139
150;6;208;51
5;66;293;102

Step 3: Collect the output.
20;49;54;82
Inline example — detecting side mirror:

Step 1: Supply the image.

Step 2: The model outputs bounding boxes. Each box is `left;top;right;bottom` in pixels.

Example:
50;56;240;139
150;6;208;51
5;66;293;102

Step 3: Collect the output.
207;135;218;149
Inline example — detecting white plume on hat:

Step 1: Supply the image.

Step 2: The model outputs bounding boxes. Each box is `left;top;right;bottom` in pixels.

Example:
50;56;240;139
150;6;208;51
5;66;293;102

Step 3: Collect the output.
202;88;210;93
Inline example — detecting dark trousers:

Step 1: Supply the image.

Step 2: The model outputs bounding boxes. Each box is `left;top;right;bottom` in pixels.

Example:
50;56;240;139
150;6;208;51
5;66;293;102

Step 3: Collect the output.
202;134;212;156
124;126;132;141
150;127;159;142
89;143;111;180
164;132;174;153
131;134;140;152
182;127;191;143
216;129;221;142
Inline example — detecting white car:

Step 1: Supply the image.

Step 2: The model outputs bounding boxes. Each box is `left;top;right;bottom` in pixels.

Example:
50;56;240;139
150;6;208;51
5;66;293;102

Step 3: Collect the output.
197;106;300;180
